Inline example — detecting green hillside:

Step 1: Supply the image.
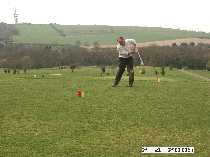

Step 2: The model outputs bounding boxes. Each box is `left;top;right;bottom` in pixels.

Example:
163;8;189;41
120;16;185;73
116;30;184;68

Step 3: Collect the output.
13;24;210;45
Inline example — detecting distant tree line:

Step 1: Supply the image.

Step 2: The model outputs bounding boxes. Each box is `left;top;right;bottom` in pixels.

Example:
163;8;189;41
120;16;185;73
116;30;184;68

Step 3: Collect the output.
0;44;117;69
143;43;210;69
0;43;210;70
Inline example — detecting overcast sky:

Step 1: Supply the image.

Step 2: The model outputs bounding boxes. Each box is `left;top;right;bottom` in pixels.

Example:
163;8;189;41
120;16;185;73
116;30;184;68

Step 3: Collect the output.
1;0;210;32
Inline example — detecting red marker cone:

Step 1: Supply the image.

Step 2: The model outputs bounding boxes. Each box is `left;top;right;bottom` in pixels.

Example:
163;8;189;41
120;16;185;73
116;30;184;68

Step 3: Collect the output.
76;90;82;97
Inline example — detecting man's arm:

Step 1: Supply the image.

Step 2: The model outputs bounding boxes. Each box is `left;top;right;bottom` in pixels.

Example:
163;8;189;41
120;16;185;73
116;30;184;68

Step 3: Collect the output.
126;39;138;54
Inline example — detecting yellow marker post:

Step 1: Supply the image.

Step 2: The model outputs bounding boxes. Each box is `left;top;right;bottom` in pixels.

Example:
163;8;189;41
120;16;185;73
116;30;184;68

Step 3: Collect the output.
81;91;85;97
157;77;160;83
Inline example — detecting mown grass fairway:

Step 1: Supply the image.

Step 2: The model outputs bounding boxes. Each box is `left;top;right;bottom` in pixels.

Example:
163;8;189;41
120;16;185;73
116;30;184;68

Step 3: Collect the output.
1;67;210;157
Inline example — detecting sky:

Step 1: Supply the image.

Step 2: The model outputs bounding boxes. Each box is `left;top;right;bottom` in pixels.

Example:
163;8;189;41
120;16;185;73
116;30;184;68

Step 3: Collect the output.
0;0;210;33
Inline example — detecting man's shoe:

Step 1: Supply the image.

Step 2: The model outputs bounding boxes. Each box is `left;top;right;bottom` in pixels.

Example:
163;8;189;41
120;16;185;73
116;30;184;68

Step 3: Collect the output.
112;82;118;87
112;84;117;87
128;84;133;87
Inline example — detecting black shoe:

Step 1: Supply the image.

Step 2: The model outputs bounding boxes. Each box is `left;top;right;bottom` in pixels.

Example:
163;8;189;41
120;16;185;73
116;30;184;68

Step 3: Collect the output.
128;84;133;87
112;83;117;87
112;81;118;87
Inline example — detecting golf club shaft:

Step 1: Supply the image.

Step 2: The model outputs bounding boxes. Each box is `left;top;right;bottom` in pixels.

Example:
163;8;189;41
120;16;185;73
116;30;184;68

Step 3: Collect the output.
137;51;144;65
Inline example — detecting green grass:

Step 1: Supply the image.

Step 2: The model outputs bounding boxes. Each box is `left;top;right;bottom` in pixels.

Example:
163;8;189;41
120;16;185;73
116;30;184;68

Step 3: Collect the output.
188;70;210;79
13;24;210;45
0;67;210;157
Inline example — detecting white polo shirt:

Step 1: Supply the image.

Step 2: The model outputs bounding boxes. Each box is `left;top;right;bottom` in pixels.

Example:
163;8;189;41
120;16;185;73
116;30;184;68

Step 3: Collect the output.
117;39;137;58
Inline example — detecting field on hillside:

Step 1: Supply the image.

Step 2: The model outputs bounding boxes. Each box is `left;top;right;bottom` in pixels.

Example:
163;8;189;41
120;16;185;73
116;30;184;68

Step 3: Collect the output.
1;67;210;157
13;24;210;45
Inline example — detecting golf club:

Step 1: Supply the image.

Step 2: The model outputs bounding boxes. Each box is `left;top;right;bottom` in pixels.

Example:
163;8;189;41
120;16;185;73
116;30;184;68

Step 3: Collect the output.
137;50;144;66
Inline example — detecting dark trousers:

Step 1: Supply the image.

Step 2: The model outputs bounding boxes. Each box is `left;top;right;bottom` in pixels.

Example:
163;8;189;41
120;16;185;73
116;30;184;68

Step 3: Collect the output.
114;57;134;86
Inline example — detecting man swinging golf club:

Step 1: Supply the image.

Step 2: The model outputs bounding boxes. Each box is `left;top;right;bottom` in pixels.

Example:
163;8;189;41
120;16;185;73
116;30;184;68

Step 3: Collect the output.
112;36;143;87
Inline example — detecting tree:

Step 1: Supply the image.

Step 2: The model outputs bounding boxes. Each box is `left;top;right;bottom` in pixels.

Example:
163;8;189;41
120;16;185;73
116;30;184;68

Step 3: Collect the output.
0;23;18;41
161;67;166;76
70;65;76;72
190;42;195;46
207;60;210;71
172;43;177;47
141;68;146;75
75;40;81;46
180;42;188;47
93;41;100;49
20;56;32;69
100;66;106;76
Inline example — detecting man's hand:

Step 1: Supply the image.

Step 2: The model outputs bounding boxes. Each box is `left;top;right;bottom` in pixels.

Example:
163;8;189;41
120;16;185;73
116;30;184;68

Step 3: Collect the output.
138;48;143;54
128;51;136;55
128;47;138;55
